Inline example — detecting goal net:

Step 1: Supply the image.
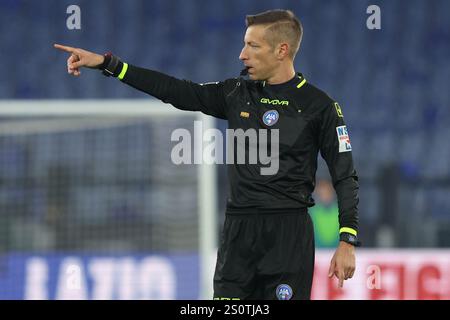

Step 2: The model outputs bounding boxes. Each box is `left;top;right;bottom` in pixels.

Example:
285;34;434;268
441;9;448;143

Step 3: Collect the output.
0;100;217;300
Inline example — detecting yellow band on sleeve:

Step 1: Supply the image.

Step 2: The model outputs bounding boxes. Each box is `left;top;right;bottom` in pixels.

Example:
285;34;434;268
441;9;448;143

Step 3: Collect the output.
296;78;306;89
118;62;128;80
339;227;357;236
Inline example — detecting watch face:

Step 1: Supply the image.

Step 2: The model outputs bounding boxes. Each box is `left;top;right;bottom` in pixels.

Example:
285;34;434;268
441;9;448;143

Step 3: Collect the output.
341;233;358;245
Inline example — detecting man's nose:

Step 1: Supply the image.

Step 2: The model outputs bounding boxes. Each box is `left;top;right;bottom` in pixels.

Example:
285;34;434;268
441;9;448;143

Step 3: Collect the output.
239;48;248;61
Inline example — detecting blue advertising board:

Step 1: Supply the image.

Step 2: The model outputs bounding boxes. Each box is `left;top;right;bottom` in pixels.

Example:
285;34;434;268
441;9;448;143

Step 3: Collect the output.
0;253;199;300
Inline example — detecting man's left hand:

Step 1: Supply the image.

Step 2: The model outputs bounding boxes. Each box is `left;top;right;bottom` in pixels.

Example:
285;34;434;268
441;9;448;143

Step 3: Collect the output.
328;241;356;288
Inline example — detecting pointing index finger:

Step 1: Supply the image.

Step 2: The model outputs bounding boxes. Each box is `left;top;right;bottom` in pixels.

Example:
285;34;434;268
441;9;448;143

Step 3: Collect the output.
338;272;345;288
54;44;76;53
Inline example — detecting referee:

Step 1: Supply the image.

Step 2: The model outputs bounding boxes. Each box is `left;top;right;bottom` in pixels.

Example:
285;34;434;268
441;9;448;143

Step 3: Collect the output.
55;9;360;300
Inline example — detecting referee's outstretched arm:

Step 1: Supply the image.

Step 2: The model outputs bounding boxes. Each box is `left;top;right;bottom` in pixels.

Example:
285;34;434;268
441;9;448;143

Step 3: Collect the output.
54;43;230;119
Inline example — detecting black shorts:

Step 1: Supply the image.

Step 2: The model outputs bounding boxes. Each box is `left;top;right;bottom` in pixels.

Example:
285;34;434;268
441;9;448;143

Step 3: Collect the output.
213;208;315;300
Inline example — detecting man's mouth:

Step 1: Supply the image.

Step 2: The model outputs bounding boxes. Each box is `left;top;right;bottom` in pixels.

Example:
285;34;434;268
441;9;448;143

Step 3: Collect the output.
240;66;254;77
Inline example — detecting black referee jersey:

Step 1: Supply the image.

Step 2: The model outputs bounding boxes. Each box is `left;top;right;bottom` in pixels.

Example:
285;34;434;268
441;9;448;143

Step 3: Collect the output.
120;65;359;234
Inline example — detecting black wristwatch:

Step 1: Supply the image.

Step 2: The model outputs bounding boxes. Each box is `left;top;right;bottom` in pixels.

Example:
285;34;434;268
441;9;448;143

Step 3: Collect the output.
339;232;361;247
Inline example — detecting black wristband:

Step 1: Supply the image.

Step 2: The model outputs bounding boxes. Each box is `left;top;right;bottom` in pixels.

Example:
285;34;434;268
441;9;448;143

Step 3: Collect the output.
339;233;362;247
100;52;123;77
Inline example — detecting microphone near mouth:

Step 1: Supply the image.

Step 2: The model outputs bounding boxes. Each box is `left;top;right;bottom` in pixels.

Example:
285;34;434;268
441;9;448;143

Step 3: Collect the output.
240;67;249;76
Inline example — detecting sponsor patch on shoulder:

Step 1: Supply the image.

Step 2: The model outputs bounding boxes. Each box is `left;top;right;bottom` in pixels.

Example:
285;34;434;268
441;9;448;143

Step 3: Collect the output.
336;125;352;152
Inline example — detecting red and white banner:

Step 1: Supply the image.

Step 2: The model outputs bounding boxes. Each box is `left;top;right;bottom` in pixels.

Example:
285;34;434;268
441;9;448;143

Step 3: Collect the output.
312;250;450;300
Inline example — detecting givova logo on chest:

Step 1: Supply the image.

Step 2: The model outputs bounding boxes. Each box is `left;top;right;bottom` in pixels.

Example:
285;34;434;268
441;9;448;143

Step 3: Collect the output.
260;98;289;106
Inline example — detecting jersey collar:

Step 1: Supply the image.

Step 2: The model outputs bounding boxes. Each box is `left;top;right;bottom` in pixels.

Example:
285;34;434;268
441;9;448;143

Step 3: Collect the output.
238;69;307;91
264;73;307;93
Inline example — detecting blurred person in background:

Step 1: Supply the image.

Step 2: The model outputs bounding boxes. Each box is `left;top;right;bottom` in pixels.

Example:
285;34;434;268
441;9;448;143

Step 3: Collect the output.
54;9;360;300
310;179;340;248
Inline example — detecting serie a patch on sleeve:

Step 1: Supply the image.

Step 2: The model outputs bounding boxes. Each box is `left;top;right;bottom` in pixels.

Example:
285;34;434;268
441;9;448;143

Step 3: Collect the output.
336;125;352;152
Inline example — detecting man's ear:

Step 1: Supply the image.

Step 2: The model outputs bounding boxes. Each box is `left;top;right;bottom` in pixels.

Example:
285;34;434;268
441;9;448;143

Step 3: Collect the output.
277;43;290;60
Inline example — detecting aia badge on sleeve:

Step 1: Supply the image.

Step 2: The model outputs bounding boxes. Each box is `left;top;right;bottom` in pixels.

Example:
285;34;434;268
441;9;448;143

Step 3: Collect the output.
262;110;279;126
336;125;352;152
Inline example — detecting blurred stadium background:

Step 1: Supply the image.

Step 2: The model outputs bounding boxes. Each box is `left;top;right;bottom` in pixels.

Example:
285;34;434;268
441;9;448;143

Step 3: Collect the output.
0;0;449;299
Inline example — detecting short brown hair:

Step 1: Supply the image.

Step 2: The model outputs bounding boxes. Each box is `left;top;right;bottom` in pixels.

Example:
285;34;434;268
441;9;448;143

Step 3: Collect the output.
245;9;303;59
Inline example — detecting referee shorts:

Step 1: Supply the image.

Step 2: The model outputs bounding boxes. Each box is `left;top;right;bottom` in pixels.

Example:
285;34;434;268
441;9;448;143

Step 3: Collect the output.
213;208;315;300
